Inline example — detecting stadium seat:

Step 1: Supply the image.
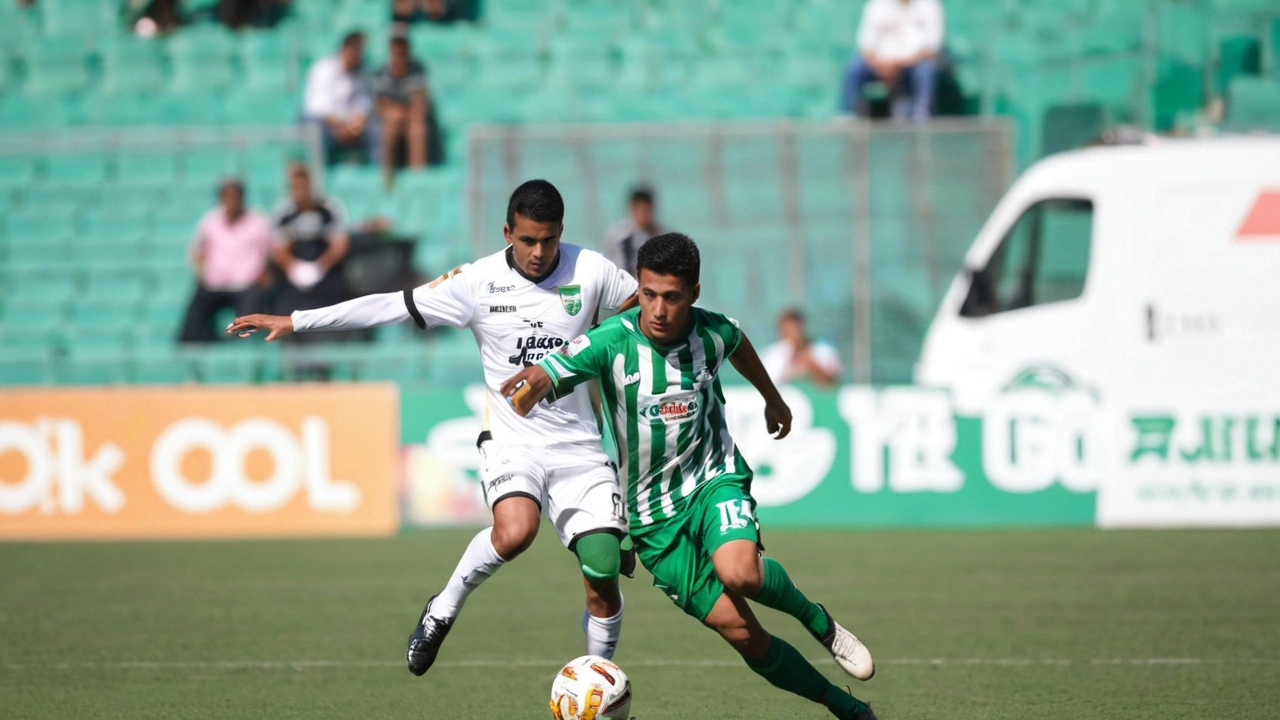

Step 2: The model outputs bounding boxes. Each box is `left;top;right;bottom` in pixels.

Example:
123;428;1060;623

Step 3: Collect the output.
114;154;180;189
1227;76;1280;131
42;154;109;188
0;349;58;385
99;38;166;95
4;211;79;244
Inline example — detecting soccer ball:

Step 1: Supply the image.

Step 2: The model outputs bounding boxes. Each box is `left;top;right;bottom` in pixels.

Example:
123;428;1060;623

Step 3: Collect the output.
549;655;632;720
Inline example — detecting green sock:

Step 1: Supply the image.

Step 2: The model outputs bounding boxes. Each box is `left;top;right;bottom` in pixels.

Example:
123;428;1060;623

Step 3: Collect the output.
742;635;830;704
753;558;829;640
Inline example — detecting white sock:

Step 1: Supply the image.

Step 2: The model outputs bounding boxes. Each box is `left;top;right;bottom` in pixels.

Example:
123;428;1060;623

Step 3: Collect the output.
582;595;624;659
428;527;506;622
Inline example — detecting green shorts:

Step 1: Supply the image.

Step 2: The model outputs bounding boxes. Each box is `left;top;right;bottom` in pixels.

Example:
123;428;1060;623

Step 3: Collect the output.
631;473;761;621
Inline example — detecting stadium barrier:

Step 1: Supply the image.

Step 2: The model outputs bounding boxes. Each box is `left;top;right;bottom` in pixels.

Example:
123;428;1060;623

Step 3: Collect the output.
0;385;399;540
399;383;1098;529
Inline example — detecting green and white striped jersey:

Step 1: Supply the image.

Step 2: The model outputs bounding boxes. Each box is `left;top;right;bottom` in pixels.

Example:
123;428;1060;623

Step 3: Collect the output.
539;307;748;527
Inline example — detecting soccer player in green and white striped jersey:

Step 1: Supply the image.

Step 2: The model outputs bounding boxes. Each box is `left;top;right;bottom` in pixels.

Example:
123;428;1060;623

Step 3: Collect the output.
502;233;878;720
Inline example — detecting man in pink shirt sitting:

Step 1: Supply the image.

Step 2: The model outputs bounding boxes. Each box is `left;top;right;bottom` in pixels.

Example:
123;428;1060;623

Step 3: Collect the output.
178;179;275;342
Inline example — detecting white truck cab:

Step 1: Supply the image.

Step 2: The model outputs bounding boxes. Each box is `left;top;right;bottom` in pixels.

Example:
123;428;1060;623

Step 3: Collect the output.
916;138;1280;527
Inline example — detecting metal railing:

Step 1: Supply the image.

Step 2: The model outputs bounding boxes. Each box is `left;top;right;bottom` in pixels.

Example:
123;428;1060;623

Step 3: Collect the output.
466;118;1015;383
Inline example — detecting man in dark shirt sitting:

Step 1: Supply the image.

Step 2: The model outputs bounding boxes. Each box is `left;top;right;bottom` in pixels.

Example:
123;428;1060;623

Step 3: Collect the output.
372;35;430;185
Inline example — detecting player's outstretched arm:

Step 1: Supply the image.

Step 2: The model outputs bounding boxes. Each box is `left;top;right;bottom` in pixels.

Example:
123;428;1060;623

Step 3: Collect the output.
501;365;554;417
228;291;416;341
728;333;793;439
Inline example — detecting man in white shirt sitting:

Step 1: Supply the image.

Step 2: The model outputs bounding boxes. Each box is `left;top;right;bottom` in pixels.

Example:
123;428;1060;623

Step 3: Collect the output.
841;0;945;121
760;308;842;387
303;31;377;162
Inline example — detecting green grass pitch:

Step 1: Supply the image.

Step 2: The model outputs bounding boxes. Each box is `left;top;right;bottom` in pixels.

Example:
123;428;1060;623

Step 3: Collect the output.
2;528;1278;719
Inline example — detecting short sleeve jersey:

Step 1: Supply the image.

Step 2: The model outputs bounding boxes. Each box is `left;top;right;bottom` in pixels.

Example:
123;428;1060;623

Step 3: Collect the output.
538;307;748;527
273;197;347;262
372;60;428;105
406;243;637;449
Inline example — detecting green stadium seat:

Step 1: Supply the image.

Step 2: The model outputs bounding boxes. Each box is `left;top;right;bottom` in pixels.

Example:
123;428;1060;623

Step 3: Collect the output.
4;211;79;244
1227;76;1280;131
2;273;80;305
99;39;166;95
131;350;195;384
0;301;67;330
23;38;93;96
79;274;150;304
0;324;59;355
114;154;179;188
221;91;299;125
42;154;109;188
181;148;244;185
192;345;264;384
57;351;132;385
0;158;38;191
0;349;57;386
39;0;117;37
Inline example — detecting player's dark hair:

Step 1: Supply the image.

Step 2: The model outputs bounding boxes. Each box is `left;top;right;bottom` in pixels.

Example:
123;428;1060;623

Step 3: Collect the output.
341;31;364;49
629;185;654;206
390;36;409;52
637;232;700;287
506;179;565;228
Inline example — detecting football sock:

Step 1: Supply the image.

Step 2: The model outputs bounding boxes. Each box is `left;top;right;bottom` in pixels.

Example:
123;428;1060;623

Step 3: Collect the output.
743;635;829;704
753;558;830;640
581;595;624;659
744;636;870;719
428;527;506;621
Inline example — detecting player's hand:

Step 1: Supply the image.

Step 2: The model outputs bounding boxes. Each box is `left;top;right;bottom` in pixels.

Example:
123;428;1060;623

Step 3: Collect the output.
763;397;792;440
225;314;295;342
500;365;553;417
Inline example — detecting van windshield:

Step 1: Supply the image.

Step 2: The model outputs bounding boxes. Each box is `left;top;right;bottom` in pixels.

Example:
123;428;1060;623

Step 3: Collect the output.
961;198;1094;317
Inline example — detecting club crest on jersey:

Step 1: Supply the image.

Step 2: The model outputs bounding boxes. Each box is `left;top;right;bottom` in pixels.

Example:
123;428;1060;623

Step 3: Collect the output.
558;285;583;316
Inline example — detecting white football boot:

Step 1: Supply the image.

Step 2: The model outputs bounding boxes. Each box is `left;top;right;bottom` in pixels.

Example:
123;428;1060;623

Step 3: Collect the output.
815;604;875;680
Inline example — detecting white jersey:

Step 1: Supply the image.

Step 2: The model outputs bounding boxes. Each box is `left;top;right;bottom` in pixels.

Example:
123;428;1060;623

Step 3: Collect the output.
291;243;637;449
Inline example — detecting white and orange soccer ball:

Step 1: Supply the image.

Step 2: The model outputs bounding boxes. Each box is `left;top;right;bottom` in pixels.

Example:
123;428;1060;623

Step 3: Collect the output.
549;655;632;720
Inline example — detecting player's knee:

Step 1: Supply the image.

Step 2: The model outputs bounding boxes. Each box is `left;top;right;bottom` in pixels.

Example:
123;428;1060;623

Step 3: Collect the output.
719;566;763;598
491;519;538;559
574;532;621;581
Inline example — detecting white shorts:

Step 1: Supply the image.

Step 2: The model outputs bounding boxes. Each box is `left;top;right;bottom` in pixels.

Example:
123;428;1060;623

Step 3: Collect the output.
478;439;626;547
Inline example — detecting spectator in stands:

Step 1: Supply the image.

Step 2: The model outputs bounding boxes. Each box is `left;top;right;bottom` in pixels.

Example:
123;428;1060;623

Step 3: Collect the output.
841;0;945;121
272;163;352;319
760;308;842;387
393;0;463;25
303;32;377;163
178;179;274;343
217;0;291;29
372;35;430;184
604;186;664;278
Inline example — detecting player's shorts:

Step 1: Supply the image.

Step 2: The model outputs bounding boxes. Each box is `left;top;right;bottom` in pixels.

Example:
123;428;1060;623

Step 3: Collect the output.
631;473;761;621
478;434;626;548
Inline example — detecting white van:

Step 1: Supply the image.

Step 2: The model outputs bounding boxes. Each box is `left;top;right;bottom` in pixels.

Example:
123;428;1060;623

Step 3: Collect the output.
915;138;1280;527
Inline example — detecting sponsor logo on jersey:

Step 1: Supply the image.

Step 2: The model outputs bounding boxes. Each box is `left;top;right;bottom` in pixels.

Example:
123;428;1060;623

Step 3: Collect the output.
428;266;462;288
487;473;514;493
622;371;641;386
489;305;517;313
508;335;567;366
566;335;591;357
640;393;700;422
487;282;515;293
558;285;583;316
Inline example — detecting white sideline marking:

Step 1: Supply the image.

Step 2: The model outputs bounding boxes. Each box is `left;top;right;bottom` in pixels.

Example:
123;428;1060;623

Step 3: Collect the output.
3;657;1276;671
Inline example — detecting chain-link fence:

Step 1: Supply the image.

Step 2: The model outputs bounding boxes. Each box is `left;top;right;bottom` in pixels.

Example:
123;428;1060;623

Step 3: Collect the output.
467;118;1014;383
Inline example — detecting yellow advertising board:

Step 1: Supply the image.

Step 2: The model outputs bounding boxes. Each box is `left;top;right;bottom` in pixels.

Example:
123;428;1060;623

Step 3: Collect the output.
0;384;399;540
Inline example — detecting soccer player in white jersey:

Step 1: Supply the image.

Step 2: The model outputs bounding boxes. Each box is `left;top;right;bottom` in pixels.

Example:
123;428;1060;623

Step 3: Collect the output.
502;233;877;720
226;180;638;676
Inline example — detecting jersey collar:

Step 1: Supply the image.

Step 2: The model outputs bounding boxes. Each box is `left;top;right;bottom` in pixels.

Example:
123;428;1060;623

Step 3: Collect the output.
505;245;561;284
